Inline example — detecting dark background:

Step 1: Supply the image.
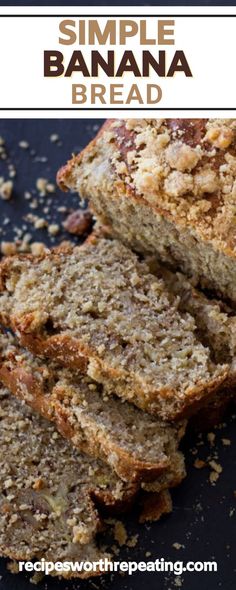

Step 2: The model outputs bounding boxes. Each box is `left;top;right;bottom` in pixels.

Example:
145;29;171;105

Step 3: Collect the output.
0;120;235;590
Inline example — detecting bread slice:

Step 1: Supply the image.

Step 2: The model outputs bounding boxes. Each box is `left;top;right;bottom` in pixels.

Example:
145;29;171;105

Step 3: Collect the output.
58;118;236;307
149;261;236;426
149;260;236;371
0;334;185;484
0;238;229;420
0;387;140;578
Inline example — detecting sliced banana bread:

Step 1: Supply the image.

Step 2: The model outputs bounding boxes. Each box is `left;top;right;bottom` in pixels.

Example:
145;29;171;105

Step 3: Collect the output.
0;387;140;578
150;261;236;426
0;238;229;420
58;118;236;307
150;260;236;371
0;334;185;484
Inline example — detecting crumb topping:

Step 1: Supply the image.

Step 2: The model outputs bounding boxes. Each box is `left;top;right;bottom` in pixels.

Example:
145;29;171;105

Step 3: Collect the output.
99;119;236;251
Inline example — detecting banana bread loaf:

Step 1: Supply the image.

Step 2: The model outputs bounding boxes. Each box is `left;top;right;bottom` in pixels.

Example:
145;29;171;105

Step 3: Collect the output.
0;238;229;420
58;118;236;307
0;333;185;484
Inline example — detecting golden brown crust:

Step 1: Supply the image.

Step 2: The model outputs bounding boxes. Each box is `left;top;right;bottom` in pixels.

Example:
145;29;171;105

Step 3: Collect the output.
16;331;89;372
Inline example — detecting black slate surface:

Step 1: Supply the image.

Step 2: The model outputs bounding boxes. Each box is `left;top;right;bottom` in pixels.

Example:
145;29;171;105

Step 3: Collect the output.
0;119;235;590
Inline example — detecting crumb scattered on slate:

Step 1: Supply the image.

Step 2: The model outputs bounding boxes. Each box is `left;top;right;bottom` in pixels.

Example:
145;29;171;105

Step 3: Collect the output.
0;178;13;200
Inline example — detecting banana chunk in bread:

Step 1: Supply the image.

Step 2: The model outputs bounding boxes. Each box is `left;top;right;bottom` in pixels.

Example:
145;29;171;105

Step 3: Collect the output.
0;237;229;420
0;387;139;578
58;118;236;307
0;334;185;484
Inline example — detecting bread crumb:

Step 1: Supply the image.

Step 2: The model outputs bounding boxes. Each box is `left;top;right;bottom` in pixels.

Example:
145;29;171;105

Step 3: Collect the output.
30;572;44;585
207;432;215;445
0;179;13;200
209;460;222;474
30;242;48;256
34;217;48;230
127;534;138;548
19;140;29;150
7;561;19;574
174;576;183;587
46;183;56;194
1;241;17;256
36;177;55;196
222;438;231;446
114;521;128;547
172;542;184;550
50;133;60;143
36;178;48;196
209;471;219;484
194;459;206;469
48;223;60;236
